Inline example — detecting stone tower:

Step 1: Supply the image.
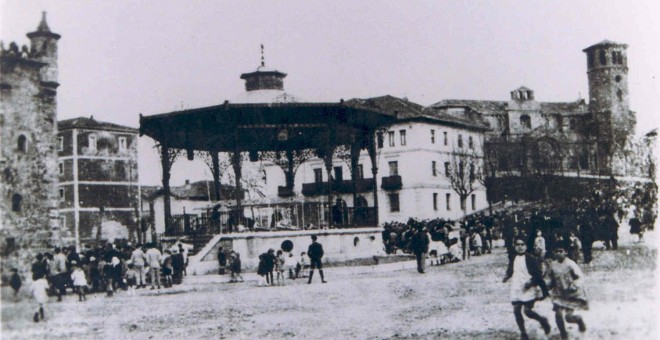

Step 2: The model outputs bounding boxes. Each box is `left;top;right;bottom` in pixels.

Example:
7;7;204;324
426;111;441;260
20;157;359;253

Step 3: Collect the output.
0;12;63;264
583;40;636;172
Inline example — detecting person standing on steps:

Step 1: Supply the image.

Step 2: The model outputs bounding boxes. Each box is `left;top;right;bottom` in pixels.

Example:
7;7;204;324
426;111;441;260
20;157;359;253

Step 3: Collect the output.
307;235;326;284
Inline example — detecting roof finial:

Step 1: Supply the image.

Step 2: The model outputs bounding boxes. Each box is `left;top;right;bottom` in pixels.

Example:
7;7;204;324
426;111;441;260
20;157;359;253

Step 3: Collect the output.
260;44;265;67
37;11;51;32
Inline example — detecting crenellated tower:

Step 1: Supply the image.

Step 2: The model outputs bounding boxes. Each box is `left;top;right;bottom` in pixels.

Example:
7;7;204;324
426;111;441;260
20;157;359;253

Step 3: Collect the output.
26;12;61;85
0;12;64;266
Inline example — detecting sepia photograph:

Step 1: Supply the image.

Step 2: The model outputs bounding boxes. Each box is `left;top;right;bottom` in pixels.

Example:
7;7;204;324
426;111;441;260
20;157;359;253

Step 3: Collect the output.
0;1;658;339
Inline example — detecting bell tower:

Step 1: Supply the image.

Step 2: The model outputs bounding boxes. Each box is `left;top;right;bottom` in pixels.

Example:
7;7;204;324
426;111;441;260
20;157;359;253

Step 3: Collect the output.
583;40;635;141
583;40;636;173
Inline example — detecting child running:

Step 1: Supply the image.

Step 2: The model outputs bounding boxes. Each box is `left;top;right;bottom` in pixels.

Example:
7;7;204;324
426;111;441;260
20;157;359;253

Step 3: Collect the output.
70;261;88;301
546;242;588;339
503;238;551;340
31;274;49;322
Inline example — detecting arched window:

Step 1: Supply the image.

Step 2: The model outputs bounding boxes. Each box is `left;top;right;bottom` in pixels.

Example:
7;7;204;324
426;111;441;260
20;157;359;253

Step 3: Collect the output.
12;193;22;212
599;50;607;65
520;115;531;129
17;135;27;153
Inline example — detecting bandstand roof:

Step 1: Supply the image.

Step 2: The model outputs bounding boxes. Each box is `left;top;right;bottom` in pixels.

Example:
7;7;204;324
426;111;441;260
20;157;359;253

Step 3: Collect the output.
139;102;397;152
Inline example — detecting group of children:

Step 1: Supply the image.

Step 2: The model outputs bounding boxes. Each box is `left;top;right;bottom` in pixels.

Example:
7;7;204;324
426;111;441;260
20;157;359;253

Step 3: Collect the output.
20;242;190;322
255;249;310;287
504;237;589;340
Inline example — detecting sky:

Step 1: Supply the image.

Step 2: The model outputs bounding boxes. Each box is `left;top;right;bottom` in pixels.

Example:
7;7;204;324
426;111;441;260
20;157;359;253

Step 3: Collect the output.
2;1;659;186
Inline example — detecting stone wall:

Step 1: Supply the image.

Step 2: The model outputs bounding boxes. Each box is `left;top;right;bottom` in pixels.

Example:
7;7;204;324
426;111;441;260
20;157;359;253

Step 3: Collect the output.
189;228;384;274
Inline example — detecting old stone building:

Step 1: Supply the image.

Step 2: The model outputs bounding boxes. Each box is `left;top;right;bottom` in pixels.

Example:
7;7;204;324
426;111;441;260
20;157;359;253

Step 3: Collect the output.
428;40;638;177
0;13;63;258
57;117;140;248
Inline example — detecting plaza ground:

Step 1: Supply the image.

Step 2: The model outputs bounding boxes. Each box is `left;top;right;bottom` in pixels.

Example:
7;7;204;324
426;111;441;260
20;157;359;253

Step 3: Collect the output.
1;234;656;340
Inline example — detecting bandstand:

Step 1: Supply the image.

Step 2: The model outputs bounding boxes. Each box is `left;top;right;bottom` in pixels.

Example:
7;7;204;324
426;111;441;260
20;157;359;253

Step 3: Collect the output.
139;59;397;242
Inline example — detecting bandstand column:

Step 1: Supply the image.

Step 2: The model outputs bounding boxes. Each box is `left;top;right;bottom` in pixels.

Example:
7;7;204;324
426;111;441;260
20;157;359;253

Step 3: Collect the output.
231;150;243;225
350;140;361;225
211;151;221;201
367;133;379;226
324;144;336;228
161;144;173;235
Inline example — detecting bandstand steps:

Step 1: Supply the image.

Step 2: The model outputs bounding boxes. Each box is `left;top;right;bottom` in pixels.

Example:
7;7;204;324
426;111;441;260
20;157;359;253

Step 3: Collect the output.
190;235;215;256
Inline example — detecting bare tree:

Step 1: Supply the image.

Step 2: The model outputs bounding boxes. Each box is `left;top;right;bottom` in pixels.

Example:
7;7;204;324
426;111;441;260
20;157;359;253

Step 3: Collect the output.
259;149;316;194
446;149;484;218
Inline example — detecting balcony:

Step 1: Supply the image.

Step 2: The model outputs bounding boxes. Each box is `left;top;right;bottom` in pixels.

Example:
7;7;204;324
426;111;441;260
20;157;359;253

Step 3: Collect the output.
302;178;376;197
381;175;402;190
277;186;295;197
302;182;328;196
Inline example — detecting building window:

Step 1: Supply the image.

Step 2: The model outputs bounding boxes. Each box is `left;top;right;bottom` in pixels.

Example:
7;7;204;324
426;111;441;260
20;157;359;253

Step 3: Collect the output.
388;193;400;212
599;50;607;66
388;161;398;176
17;135;27;153
59;188;65;201
444;162;450;177
569;118;576;131
458;135;463;148
443;132;448;146
460;197;466;211
399;130;406;146
118;137;127;151
469;163;475;181
11;193;21;212
468;136;474;149
388;131;395;147
431;130;435;144
445;193;451;211
334;166;343;182
520;115;531;129
471;194;476;211
433;193;438;211
57;136;64;151
555;115;563;131
587;51;594;68
357;164;364;180
314;168;323;183
377;132;384;148
432;161;437;176
58;162;64;175
88;134;97;151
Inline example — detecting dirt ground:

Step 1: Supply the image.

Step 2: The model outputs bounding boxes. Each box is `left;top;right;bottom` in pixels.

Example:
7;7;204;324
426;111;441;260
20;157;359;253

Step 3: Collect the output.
1;235;656;340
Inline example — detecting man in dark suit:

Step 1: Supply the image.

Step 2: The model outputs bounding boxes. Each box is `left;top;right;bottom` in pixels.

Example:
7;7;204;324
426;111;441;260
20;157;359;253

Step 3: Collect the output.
307;235;326;284
409;226;430;273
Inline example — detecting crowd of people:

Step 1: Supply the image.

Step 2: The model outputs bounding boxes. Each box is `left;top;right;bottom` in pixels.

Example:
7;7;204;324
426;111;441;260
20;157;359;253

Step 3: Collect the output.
25;242;189;322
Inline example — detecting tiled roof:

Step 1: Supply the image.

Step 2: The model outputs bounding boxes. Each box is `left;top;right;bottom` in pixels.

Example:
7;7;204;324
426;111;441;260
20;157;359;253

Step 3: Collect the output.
428;99;508;115
539;100;589;115
58;117;138;133
583;40;627;51
344;95;424;119
346;95;489;131
429;99;588;116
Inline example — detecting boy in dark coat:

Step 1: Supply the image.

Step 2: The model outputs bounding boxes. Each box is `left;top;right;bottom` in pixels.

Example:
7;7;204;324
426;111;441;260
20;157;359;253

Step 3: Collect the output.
307;235;326;284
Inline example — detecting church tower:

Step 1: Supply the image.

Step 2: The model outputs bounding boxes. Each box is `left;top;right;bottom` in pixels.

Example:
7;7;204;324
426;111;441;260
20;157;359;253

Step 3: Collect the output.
583;40;636;172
